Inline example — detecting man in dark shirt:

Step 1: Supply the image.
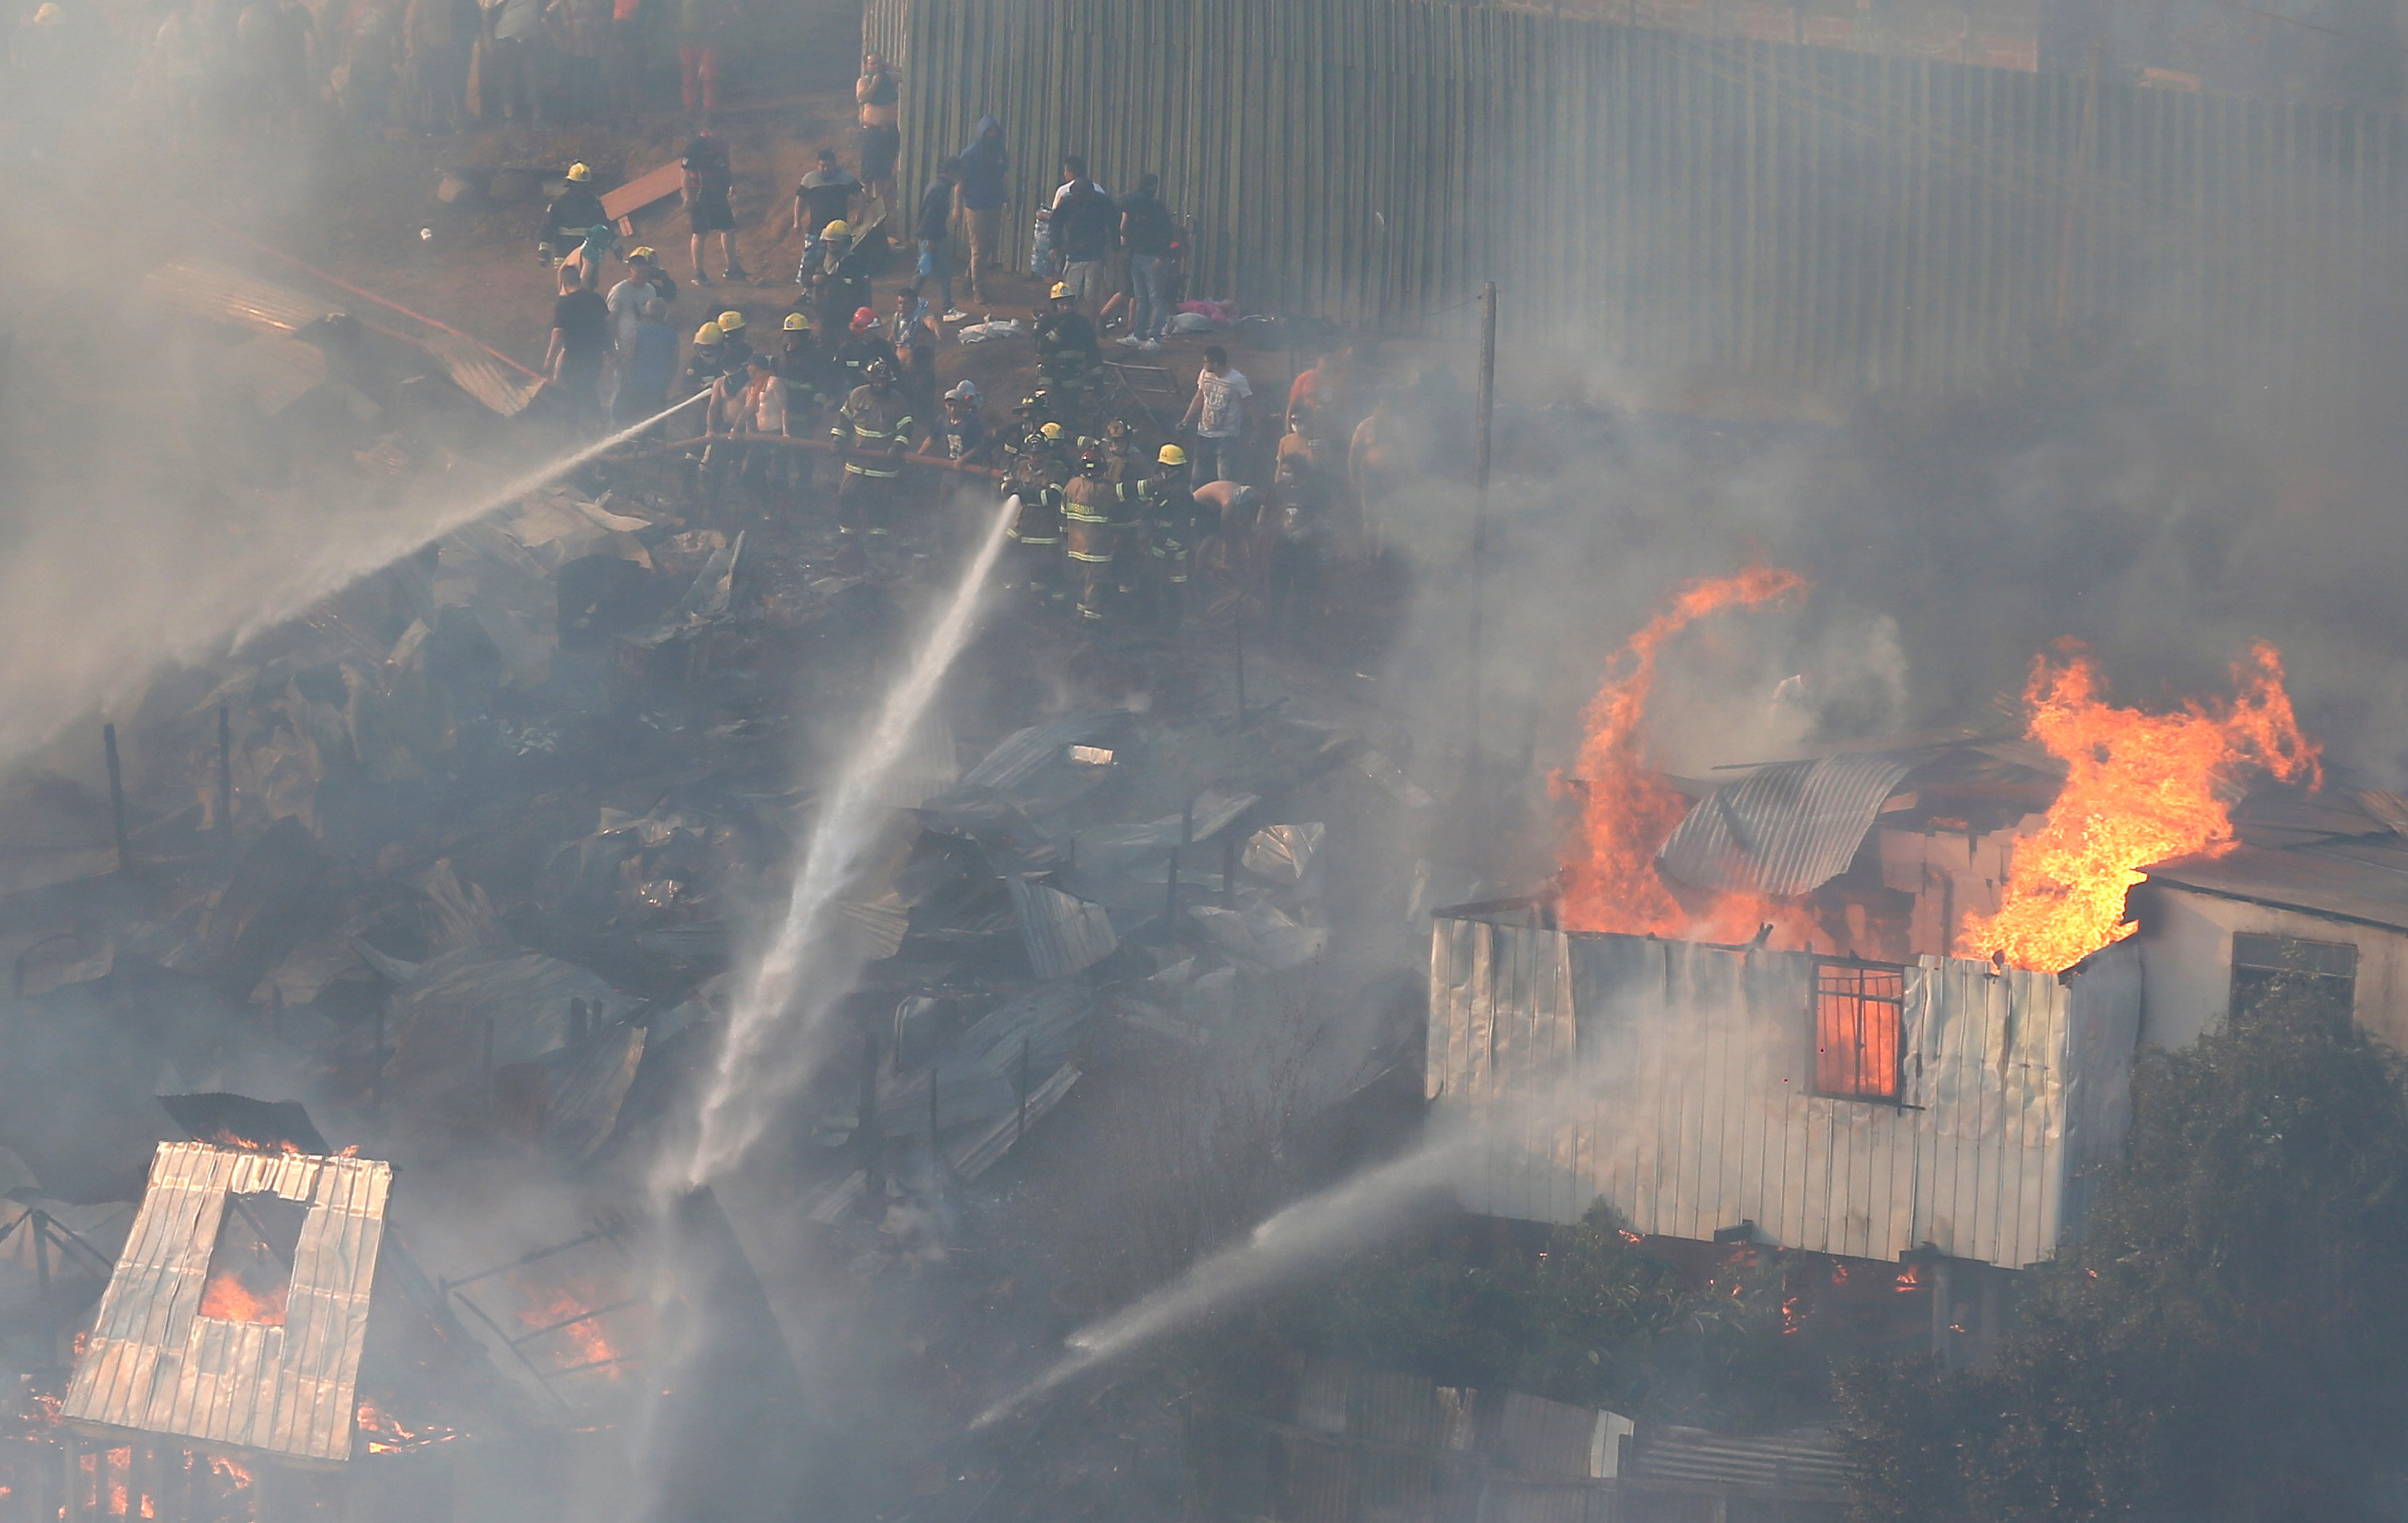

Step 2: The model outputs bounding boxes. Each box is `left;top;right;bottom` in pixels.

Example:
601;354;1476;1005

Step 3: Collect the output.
791;147;860;280
1118;173;1175;350
680;125;744;285
546;267;611;431
956;116;1008;301
1052;158;1117;310
912;157;965;323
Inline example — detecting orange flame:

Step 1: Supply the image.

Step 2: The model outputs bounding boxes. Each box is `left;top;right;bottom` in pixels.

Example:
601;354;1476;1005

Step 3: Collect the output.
208;1456;252;1490
1964;642;2319;973
1895;1264;1922;1293
510;1275;621;1376
198;1272;284;1326
1556;566;1809;939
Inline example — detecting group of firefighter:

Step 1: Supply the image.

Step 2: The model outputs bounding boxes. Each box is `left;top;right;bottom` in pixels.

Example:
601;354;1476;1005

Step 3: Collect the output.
998;405;1209;630
671;293;1213;631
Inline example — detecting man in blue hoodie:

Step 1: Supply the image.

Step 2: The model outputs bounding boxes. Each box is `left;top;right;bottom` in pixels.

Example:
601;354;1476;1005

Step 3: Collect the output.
957;115;1009;303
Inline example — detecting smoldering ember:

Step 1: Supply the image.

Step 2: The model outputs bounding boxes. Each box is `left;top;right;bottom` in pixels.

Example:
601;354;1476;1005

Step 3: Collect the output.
14;3;2408;1522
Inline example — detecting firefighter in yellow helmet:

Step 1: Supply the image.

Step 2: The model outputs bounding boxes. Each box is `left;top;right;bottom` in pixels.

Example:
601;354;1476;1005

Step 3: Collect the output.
1002;416;1071;609
1127;442;1201;630
832;358;914;555
685;320;729;389
1032;282;1099;398
540;165;608;267
1061;446;1126;625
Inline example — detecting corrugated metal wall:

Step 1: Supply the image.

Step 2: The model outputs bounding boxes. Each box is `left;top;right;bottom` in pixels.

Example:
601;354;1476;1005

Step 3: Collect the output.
1427;919;2142;1266
869;0;2408;405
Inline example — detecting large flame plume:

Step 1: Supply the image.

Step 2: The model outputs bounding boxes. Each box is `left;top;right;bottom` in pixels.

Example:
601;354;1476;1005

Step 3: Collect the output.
1556;566;1809;938
1964;642;2320;973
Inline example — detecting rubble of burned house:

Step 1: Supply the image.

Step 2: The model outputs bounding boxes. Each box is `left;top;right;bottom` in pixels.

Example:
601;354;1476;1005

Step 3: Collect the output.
0;330;1449;1518
1431;732;2408;1361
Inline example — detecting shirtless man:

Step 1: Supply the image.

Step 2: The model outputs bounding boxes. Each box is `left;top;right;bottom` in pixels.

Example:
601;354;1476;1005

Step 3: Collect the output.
855;52;901;218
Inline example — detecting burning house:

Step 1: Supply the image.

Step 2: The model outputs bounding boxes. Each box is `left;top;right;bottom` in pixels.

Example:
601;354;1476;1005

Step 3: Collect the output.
1430;579;2387;1330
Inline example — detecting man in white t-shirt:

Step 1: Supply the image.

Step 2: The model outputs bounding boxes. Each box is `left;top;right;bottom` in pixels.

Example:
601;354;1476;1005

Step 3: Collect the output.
603;250;658;402
1177;345;1254;484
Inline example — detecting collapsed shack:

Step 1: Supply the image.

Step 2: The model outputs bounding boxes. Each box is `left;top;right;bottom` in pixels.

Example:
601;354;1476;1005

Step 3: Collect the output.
40;1138;526;1523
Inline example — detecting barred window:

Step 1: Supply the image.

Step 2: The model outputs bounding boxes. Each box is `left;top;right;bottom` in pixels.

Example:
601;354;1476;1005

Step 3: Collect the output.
1814;960;1904;1101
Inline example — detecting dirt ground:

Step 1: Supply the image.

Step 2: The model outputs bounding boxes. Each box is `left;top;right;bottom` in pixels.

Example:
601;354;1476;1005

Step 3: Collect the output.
217;88;1310;462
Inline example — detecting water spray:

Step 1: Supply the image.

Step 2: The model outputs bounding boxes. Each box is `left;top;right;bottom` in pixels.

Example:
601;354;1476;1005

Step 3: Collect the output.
669;495;1022;1193
970;1124;1483;1430
969;1038;1682;1431
220;389;712;652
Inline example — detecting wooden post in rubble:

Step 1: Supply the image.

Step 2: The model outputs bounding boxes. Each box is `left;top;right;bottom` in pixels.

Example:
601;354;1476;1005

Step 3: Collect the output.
1467;281;1497;773
103;724;130;875
217;704;233;834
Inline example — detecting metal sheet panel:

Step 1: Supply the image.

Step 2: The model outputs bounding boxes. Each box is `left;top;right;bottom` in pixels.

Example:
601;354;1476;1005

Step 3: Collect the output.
2145;839;2408;931
142;258;336;334
1656;753;1917;896
1009;877;1120;979
880;0;2408;416
63;1142;389;1462
1436;919;2138;1268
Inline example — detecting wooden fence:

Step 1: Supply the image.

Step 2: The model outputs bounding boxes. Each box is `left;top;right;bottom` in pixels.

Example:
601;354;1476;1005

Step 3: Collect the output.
867;0;2408;407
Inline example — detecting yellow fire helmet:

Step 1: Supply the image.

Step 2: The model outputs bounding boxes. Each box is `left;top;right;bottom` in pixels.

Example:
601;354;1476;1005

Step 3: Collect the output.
782;312;810;332
694;322;724;346
1157;444;1189;466
627;246;657;261
1050;282;1074;300
821;220;852;239
1040;422;1064;440
566;162;592;182
716;310;746;331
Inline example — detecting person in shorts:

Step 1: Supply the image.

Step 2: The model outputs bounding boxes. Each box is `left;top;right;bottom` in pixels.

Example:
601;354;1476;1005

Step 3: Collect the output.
681;123;746;285
855;52;901;212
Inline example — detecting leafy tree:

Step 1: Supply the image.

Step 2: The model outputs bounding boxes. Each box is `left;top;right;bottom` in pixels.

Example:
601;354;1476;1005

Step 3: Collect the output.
1840;977;2408;1521
1290;1202;1831;1428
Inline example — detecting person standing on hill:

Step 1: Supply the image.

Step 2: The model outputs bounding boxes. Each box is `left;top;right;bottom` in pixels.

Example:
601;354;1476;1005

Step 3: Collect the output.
855;52;901;214
546;265;611;431
1051;157;1117;311
674;0;724;115
1117;173;1174;352
1178;345;1254;484
956;115;1009;303
680;121;746;285
400;0;462;131
791;147;859;277
614;297;676;426
912;157;966;323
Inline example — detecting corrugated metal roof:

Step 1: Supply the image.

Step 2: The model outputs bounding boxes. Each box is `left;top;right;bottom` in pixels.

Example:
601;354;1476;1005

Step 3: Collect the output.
536;1024;645;1165
418;330;543;418
1496;1391;1606;1478
142;257;336;334
870;979;1090;1138
141;258;539;418
958;711;1127;793
2146;838;2408;931
1009;876;1119;978
1657;753;1917;896
63;1143;389;1462
1624;1424;1852;1500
